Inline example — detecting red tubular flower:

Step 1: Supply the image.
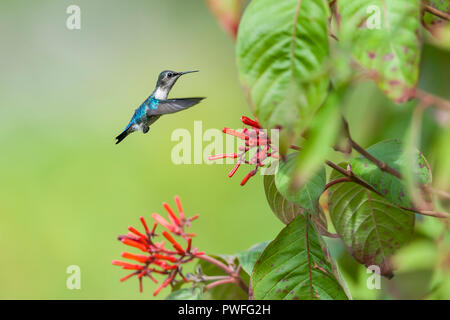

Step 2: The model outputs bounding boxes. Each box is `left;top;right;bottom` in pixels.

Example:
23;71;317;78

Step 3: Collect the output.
121;238;148;252
163;202;181;227
210;116;279;186
152;213;177;233
174;196;185;220
139;216;150;234
162;231;185;254
186;238;192;253
208;153;238;161
241;116;261;128
113;196;203;296
222;128;249;140
121;252;148;263
240;168;257;186
153;271;177;296
128;226;146;239
228;161;241;177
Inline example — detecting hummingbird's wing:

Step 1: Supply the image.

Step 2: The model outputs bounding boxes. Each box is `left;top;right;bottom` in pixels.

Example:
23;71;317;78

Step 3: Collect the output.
146;97;205;116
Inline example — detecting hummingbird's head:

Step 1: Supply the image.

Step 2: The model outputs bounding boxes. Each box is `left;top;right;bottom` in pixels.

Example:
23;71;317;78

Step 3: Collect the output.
154;70;198;98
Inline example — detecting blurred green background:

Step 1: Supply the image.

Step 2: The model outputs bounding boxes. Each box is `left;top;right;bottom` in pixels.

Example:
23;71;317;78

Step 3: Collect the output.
0;0;448;299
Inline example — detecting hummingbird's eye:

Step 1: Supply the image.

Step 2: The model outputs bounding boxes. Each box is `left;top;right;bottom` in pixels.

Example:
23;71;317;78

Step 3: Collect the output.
167;73;173;78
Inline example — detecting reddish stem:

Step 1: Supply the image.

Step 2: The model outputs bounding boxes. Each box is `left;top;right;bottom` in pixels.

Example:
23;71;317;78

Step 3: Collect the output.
204;277;236;291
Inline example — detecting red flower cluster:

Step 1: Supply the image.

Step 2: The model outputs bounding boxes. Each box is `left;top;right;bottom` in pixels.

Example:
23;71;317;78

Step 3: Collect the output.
208;116;279;186
112;196;203;296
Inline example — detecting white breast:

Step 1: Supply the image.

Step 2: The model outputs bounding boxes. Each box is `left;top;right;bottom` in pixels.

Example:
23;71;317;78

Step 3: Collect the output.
153;87;168;100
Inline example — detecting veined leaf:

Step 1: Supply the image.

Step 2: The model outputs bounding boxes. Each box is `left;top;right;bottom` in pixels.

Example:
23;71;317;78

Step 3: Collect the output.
350;139;432;210
252;215;349;300
236;241;271;276
327;170;415;277
236;0;331;132
264;174;304;224
337;0;421;103
275;153;326;213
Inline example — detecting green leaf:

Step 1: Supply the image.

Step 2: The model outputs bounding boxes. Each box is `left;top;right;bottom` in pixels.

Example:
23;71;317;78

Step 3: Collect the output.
327;170;415;277
236;0;330;131
165;287;203;300
252;215;349;300
349;139;432;210
264;173;304;224
275;153;326;213
236;241;271;276
292;88;342;186
337;0;421;103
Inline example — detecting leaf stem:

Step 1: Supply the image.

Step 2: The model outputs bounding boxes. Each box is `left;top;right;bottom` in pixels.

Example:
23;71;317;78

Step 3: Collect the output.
429;187;450;200
324;160;379;193
196;254;234;274
341;117;403;179
204;277;236;291
195;254;249;294
324;177;352;191
287;147;449;219
415;89;450;112
423;4;450;21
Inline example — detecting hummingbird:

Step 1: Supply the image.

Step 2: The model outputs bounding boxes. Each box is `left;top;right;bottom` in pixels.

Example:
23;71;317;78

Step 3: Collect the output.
115;70;204;144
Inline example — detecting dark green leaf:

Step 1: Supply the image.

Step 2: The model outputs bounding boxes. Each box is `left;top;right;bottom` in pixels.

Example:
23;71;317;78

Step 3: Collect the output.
236;241;271;276
275;153;326;213
327;169;415;277
349;139;432;210
264;173;304;224
252;215;349;300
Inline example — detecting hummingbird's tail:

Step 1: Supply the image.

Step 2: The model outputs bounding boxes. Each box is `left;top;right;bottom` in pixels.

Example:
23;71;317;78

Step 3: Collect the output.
115;127;132;144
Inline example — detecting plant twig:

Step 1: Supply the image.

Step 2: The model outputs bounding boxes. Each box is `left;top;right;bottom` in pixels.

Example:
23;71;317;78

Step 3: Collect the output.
196;254;234;274
324;160;379;194
415;89;450;112
429;187;450;200
204;277;236;291
411;210;449;218
322;159;449;219
196;254;249;294
341;117;403;179
423;4;450;21
287;123;450;219
324;177;352;191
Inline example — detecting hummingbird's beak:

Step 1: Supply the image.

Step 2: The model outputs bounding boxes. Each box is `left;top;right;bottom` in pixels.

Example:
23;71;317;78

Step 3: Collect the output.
179;70;199;76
